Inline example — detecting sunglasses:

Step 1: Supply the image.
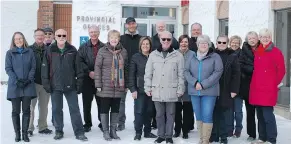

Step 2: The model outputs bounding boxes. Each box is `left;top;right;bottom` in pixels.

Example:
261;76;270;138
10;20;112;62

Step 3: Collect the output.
161;38;171;41
45;33;52;35
57;35;66;38
217;41;227;44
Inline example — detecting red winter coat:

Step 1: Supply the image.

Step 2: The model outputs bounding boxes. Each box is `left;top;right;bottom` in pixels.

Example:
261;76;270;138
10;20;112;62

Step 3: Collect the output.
249;42;286;106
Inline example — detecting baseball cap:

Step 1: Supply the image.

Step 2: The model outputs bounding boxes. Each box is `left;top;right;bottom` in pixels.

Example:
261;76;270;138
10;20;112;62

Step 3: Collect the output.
125;17;136;24
42;27;54;33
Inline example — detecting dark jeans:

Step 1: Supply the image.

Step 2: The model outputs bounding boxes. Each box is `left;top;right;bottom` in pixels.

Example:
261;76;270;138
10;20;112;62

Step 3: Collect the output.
228;96;243;134
174;101;193;134
99;97;121;114
11;97;32;133
51;90;84;136
134;92;153;135
245;99;257;138
82;86;101;127
211;103;229;140
256;106;277;143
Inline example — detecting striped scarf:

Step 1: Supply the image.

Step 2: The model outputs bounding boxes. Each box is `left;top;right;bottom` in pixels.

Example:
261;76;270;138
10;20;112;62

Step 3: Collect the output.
107;43;124;88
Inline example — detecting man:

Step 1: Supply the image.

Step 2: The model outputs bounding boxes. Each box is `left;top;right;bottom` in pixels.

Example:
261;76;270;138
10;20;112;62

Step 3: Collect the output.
43;27;55;46
152;21;179;50
144;31;185;144
189;22;215;52
78;25;105;132
118;17;142;131
27;29;53;137
41;29;87;141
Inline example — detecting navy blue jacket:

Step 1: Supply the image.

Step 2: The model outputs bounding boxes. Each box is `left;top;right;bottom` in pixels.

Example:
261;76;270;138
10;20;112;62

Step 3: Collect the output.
5;47;37;100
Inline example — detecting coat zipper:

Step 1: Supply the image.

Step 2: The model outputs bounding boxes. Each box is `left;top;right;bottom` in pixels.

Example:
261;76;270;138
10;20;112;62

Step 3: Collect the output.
198;61;202;96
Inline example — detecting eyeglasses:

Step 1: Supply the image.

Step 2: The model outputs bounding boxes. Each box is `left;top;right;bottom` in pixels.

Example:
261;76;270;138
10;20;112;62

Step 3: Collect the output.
217;41;227;44
161;38;171;41
56;35;66;38
45;33;52;36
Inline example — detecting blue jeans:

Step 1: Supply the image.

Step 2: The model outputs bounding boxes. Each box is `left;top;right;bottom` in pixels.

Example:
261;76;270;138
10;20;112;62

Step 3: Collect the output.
231;96;243;133
190;95;217;123
256;106;277;143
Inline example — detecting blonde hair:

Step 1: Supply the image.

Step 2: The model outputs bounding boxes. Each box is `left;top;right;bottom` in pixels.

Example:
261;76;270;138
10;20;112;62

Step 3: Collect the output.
259;28;272;37
229;35;242;46
107;30;120;41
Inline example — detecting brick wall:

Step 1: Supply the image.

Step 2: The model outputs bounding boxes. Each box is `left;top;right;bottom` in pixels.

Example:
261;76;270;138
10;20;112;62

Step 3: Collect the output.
38;0;54;29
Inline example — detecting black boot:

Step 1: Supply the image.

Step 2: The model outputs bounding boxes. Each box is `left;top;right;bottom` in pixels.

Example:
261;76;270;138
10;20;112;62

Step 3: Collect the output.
54;131;64;140
134;134;142;140
173;132;180;138
12;114;21;142
22;116;30;142
110;113;120;140
154;137;165;143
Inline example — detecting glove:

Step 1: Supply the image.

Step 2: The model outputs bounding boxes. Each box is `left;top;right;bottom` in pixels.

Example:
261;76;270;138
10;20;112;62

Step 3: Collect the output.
23;79;31;87
16;79;26;88
97;88;102;92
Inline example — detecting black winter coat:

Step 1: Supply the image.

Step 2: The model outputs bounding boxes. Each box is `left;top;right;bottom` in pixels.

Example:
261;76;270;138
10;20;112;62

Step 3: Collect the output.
128;52;149;93
28;43;47;85
120;33;142;63
41;42;83;93
152;34;179;50
215;48;241;108
239;42;256;100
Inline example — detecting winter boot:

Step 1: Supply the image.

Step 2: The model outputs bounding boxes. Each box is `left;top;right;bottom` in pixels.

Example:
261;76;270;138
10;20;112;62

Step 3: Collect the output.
202;123;213;144
22;115;30;142
100;114;112;141
12;115;21;142
110;113;120;139
197;121;203;144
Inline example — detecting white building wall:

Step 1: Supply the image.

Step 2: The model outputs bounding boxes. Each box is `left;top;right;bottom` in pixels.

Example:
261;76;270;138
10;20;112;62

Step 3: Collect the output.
188;0;218;42
71;0;180;48
228;0;274;40
0;0;39;82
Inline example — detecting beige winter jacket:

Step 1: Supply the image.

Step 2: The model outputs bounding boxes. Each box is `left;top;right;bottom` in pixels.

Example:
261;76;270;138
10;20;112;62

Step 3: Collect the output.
144;49;185;102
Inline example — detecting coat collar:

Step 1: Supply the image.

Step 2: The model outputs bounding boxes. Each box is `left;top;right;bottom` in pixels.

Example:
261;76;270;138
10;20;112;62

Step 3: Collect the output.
50;42;75;53
86;39;104;47
11;47;29;53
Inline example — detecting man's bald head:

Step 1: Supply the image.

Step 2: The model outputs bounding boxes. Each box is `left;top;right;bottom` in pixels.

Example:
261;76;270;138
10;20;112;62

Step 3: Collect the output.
55;29;67;35
156;21;166;34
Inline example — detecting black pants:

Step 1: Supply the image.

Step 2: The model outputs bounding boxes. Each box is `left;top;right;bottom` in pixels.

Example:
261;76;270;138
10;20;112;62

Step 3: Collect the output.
245;99;257;138
211;102;229;140
11;97;32;133
134;92;153;135
174;101;193;134
257;106;277;143
82;80;101;127
99;97;121;114
51;90;84;136
152;103;157;127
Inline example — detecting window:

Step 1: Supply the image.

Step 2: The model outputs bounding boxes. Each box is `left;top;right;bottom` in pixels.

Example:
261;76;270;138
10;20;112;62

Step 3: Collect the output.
183;24;189;35
274;9;291;107
219;19;228;36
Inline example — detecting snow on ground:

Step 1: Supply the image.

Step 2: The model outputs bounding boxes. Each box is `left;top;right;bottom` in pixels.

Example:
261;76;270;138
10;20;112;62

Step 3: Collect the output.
1;87;291;144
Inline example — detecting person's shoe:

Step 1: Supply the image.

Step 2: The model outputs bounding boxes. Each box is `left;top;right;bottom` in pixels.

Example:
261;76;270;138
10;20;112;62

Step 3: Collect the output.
209;135;219;143
39;128;53;134
54;131;64;140
166;138;174;144
117;124;125;131
76;134;88;141
27;130;33;137
182;133;188;139
134;134;141;140
144;132;157;138
83;125;91;133
154;137;165;143
22;133;30;142
15;132;21;142
228;131;234;137
220;138;228;144
173;132;180;138
247;136;256;142
233;131;241;138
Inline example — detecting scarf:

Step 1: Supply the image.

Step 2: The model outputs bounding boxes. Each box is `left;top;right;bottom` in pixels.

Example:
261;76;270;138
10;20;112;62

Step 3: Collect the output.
196;50;208;61
107;43;125;88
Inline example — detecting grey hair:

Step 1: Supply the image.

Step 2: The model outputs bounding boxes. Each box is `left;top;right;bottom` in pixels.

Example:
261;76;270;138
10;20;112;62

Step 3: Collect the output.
197;35;212;48
159;31;172;38
88;25;100;32
245;31;258;42
259;28;272;37
216;34;229;43
191;22;202;30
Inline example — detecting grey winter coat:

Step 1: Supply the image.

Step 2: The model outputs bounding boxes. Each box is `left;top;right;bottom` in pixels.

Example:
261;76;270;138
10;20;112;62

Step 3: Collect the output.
184;48;223;97
5;47;37;100
178;49;195;102
144;48;185;102
94;42;128;98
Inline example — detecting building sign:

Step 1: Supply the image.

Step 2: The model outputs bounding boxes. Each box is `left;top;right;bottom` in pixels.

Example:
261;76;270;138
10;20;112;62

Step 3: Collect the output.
181;0;189;6
76;16;116;31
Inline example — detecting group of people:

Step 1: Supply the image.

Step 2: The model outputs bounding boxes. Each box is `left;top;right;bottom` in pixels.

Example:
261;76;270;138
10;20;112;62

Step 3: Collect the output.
5;16;286;144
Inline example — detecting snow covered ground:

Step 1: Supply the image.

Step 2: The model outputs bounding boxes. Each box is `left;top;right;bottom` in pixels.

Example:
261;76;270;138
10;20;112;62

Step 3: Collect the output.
1;87;291;144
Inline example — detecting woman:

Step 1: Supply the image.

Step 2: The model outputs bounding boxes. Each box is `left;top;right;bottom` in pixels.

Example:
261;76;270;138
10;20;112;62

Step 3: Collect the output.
184;35;223;144
210;35;241;144
173;35;195;139
94;30;128;141
129;36;157;140
5;32;36;142
228;35;244;137
250;28;285;144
